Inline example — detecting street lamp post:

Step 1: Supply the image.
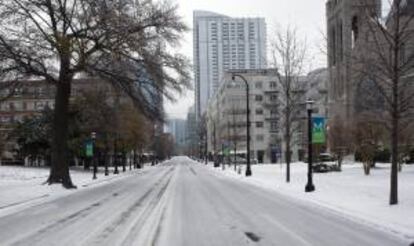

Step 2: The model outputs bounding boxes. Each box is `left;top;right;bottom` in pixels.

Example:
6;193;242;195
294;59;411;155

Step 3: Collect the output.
305;99;315;192
232;73;252;177
104;149;109;176
114;135;119;174
91;132;97;180
213;121;219;167
204;136;208;164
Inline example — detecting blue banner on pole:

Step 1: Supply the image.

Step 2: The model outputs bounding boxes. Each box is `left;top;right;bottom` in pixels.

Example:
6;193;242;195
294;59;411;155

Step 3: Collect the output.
312;116;326;144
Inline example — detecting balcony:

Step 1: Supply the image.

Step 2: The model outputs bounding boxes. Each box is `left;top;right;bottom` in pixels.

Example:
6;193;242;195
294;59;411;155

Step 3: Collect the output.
265;115;278;121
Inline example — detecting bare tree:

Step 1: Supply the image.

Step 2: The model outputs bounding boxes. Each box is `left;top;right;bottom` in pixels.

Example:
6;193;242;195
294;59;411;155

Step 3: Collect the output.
328;116;352;171
228;103;244;171
0;0;190;188
270;26;308;183
352;0;414;204
353;114;387;175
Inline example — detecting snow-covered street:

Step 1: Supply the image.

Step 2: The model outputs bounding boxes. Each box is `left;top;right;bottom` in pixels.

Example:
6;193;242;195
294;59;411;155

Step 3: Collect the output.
0;157;410;246
208;161;414;241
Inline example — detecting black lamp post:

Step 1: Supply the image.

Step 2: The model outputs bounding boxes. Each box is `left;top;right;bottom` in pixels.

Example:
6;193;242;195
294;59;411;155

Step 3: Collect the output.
204;136;208;164
305;99;315;192
213;121;219;167
91;132;97;180
104;150;109;176
114;134;119;174
231;73;252;177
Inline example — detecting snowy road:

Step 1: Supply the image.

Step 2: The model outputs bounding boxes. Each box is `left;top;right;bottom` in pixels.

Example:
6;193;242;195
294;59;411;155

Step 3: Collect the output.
0;157;409;246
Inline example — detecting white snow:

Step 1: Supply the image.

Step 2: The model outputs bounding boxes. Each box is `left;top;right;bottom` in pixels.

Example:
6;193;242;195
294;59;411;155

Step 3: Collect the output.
0;165;152;216
0;158;409;246
207;162;414;241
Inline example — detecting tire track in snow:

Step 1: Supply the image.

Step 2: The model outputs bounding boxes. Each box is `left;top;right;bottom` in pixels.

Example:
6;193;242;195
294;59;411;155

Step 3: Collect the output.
8;167;172;246
10;193;114;246
120;167;175;246
84;166;175;246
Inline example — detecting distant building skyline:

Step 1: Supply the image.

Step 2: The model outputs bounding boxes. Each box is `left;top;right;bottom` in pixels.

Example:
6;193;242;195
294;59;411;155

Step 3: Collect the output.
165;118;187;146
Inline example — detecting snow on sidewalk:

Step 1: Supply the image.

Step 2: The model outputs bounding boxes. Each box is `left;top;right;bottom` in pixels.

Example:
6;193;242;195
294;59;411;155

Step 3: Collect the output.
206;162;414;241
0;165;149;216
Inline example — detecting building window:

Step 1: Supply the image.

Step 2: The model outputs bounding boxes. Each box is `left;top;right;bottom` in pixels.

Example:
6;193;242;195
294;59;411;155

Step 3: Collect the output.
255;82;263;89
352;16;359;49
256;108;263;115
256;122;264;128
269;81;277;88
330;27;336;65
1;116;10;123
255;95;263;101
270;122;278;132
256;135;264;141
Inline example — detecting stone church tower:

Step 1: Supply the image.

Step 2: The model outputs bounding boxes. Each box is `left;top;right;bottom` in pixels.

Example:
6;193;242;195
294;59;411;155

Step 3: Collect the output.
326;0;382;123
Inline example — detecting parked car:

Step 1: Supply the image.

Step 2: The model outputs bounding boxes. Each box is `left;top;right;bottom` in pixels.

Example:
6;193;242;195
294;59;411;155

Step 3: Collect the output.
230;156;258;164
0;158;24;166
313;153;337;173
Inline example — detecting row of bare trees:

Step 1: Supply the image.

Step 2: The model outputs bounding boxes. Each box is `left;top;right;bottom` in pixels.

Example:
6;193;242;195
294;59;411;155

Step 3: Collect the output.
0;0;190;188
268;0;414;206
349;0;414;205
9;88;159;170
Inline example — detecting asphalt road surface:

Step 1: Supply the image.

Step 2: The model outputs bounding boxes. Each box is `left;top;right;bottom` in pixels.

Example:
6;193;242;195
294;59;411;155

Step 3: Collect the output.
0;157;409;246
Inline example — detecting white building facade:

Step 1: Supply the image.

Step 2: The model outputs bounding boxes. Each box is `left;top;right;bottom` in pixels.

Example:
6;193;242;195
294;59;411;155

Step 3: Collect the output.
206;68;329;164
207;69;281;164
193;11;267;120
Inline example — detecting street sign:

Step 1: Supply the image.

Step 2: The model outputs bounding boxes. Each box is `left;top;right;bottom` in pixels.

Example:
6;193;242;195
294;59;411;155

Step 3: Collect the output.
312;116;326;144
86;140;94;157
223;147;230;156
222;141;231;157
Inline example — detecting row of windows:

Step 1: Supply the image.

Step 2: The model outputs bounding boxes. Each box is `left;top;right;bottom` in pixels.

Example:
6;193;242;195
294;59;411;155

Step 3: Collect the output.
256;94;278;102
1;87;55;98
0;101;54;111
254;108;278;115
0;115;28;124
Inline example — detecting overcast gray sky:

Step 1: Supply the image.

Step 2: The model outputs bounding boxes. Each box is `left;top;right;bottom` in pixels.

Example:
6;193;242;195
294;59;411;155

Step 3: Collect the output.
164;0;331;119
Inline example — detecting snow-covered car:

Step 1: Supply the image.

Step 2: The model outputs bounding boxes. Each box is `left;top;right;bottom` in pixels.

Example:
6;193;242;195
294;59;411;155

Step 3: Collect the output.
230;156;258;164
313;153;337;173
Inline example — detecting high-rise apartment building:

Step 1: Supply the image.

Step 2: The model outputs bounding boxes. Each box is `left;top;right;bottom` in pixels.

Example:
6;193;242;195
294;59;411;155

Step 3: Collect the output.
193;10;267;119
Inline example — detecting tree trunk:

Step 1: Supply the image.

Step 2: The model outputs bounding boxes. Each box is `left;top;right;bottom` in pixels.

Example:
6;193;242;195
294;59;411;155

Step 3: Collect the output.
337;155;343;172
84;157;90;170
47;80;76;188
363;161;371;175
285;123;291;183
122;152;126;172
390;115;399;205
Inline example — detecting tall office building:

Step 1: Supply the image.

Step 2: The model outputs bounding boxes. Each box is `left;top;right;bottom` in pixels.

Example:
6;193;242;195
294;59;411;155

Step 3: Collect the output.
166;118;187;146
193;10;267;119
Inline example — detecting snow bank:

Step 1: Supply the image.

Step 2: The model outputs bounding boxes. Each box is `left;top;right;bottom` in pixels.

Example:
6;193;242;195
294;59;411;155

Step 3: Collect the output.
0;165;150;216
206;162;414;241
